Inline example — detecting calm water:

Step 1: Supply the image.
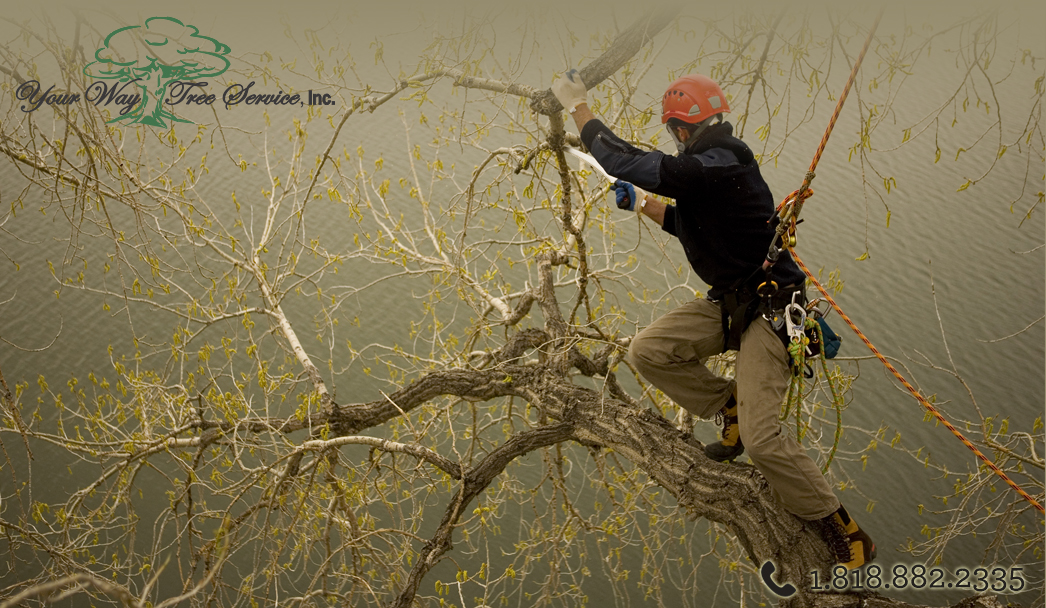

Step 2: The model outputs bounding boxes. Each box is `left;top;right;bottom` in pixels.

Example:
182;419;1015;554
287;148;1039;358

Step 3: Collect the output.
1;3;1043;606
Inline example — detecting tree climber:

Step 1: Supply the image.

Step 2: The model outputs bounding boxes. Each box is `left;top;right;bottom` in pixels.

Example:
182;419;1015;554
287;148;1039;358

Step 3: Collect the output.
551;70;875;570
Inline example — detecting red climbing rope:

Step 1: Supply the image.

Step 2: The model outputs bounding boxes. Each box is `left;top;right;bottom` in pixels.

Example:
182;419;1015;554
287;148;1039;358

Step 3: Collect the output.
774;10;1045;514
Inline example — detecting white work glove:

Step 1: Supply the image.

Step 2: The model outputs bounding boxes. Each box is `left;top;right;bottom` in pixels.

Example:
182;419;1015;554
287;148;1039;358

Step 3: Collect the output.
551;69;588;113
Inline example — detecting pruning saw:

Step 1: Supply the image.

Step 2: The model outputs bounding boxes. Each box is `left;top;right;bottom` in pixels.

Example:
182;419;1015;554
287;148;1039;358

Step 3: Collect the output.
564;147;616;183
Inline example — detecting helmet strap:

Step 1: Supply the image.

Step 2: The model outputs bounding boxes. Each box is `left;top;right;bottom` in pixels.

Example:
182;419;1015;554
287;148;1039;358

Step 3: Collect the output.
670;113;723;154
668;127;687;154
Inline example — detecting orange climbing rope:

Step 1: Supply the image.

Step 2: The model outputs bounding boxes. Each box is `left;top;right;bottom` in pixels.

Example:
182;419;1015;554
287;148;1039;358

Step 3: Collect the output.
770;11;881;251
792;252;1045;514
771;10;1045;514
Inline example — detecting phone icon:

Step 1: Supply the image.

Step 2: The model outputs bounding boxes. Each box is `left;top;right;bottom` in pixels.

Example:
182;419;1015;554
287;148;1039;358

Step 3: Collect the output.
760;561;797;597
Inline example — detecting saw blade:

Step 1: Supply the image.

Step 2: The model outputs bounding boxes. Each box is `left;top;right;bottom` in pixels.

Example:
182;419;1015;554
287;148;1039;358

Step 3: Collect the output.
564;146;616;183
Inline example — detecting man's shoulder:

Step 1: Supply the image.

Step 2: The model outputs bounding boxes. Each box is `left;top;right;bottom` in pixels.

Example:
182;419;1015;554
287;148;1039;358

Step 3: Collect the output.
688;123;755;165
684;147;742;168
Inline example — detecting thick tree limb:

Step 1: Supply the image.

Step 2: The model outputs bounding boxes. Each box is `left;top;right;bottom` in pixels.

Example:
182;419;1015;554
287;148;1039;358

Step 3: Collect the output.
390;423;576;608
305;353;1022;608
323;366;531;436
530;5;681;115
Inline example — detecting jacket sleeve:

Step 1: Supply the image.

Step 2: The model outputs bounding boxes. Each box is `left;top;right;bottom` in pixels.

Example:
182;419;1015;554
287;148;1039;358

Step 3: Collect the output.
579;119;732;201
580;120;665;191
660;204;678;237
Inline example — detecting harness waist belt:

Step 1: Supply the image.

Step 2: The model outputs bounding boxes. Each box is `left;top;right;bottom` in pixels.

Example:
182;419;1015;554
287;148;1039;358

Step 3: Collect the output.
719;283;804;352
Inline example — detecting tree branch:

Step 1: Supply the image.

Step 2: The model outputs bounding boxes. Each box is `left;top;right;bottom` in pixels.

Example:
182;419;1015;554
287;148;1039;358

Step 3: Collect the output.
529;5;681;115
390;423;576;608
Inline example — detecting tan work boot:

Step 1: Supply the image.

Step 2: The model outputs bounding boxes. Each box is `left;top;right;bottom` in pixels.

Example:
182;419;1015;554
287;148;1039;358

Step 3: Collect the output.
704;396;744;461
819;505;876;569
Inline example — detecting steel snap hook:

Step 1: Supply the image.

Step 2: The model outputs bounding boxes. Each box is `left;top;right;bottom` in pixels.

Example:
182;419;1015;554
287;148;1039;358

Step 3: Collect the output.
785;302;806;344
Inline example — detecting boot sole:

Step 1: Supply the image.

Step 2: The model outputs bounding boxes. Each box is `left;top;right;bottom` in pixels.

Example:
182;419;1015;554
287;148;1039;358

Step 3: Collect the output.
703;448;745;462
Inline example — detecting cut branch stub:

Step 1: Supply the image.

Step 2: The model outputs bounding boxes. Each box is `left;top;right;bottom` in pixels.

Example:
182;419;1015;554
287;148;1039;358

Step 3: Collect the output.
530;5;681;116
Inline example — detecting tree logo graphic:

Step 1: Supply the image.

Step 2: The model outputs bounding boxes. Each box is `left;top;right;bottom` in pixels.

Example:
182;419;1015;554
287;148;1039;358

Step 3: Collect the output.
83;17;230;127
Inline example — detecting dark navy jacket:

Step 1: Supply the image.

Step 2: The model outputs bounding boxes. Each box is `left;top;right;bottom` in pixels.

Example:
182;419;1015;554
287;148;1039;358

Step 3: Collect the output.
580;119;806;299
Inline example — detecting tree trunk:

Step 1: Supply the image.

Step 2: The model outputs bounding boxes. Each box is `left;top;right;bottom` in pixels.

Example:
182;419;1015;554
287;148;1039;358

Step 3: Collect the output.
133;65;167;127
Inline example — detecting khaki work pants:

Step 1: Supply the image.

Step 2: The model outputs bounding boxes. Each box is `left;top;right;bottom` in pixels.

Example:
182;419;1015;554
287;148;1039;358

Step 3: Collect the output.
628;298;840;520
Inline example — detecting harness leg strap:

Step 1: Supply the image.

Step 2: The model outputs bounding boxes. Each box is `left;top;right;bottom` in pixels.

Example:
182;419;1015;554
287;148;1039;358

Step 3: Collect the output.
720;293;760;353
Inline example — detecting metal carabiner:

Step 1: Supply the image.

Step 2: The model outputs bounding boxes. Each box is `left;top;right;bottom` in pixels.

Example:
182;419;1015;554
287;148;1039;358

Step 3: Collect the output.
784;291;807;346
806;298;832;320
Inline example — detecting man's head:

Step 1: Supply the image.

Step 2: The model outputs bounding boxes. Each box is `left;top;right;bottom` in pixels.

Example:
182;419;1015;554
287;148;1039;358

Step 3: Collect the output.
661;74;730;152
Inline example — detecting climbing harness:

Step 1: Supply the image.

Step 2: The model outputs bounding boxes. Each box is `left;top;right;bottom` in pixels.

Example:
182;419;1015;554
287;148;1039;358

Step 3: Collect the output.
763;9;1044;514
717;279;804;354
718;283;761;353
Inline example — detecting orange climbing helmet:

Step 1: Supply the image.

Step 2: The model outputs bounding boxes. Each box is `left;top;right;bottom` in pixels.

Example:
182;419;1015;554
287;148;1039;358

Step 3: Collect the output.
661;74;730;125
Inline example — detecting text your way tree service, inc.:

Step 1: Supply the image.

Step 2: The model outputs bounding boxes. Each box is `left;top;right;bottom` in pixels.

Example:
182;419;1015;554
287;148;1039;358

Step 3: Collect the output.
15;80;336;118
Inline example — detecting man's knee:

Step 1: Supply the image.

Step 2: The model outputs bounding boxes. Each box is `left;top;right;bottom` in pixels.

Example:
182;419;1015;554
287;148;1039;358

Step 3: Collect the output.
628;330;663;373
737;415;782;458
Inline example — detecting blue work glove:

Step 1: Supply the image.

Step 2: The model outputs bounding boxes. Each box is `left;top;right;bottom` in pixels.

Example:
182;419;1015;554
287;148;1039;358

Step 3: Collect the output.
613;179;646;212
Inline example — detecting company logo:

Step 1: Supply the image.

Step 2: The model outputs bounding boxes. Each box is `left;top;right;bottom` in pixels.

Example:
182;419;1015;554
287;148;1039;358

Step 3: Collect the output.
83;17;230;127
12;16;334;127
